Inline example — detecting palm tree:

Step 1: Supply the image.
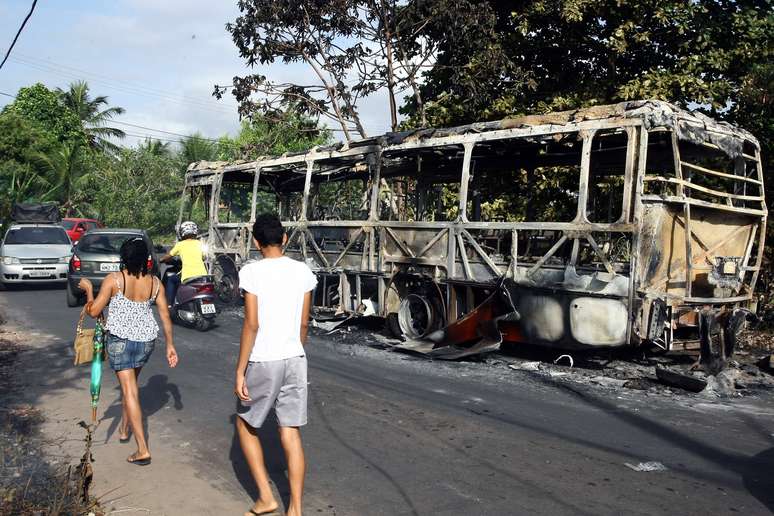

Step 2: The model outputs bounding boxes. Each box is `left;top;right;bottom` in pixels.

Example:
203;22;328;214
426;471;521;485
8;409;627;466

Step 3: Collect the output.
138;138;172;157
57;81;126;154
180;133;216;167
35;142;89;216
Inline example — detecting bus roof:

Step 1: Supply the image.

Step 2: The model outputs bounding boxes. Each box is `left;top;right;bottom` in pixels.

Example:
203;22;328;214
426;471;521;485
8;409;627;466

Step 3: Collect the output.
185;99;759;180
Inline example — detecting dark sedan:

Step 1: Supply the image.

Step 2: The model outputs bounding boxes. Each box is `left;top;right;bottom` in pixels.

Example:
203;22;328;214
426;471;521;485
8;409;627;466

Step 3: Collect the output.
66;229;159;306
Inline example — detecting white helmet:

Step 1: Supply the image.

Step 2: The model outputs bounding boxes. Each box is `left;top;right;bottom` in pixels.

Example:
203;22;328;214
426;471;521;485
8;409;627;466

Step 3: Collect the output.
179;221;199;238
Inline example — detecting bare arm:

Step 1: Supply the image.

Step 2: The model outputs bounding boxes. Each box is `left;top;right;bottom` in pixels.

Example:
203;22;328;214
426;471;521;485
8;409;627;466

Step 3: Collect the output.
235;292;259;401
154;281;178;367
300;291;312;345
79;275;114;318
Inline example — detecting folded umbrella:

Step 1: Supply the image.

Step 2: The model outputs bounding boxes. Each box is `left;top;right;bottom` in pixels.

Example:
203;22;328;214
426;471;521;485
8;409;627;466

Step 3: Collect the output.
90;318;106;424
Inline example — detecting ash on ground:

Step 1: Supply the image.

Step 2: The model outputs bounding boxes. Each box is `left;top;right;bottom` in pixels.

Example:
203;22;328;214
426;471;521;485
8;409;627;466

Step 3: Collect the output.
310;318;774;400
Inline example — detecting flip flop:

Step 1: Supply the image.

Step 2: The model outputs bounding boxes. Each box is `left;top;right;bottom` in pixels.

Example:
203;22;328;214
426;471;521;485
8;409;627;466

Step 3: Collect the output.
247;507;279;515
127;453;151;466
118;431;131;443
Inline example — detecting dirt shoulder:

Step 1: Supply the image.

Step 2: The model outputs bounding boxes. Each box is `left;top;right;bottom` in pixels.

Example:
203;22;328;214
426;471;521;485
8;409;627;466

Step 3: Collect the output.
0;319;101;515
0;310;256;515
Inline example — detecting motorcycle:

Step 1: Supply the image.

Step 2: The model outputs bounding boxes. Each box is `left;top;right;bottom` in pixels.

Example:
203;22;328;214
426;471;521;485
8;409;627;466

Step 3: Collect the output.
161;258;217;331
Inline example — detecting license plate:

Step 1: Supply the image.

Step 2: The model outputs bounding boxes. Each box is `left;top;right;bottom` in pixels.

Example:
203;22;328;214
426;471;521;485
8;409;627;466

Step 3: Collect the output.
28;270;50;278
201;303;216;314
100;262;120;272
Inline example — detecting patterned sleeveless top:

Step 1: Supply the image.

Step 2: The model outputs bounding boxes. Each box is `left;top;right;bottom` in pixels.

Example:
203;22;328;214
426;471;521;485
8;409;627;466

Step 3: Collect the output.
106;272;160;342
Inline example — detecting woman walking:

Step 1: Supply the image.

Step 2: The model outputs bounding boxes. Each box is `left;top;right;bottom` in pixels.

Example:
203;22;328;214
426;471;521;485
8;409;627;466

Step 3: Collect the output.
79;237;178;465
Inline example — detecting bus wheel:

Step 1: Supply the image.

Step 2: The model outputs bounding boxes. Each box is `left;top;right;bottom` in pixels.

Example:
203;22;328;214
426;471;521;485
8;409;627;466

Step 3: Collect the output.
212;257;239;304
386;312;402;338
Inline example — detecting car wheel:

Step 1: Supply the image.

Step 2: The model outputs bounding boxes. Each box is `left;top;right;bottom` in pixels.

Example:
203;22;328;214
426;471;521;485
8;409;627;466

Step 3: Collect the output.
66;285;82;307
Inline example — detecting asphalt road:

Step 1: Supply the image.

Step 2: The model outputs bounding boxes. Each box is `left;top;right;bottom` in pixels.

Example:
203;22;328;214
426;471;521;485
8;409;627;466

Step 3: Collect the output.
2;285;774;515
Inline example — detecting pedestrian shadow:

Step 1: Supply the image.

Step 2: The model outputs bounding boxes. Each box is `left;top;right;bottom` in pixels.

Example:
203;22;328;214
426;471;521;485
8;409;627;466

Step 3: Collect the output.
101;374;183;443
228;406;291;510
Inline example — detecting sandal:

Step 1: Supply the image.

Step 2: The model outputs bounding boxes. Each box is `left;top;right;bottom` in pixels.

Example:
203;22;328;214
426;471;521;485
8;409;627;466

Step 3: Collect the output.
118;429;131;443
247;505;279;515
127;452;151;466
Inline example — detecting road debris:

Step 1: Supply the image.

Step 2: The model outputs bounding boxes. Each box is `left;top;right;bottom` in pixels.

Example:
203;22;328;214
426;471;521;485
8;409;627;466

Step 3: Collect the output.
308;316;774;401
656;367;708;393
508;361;541;372
624;461;668;472
590;376;628;389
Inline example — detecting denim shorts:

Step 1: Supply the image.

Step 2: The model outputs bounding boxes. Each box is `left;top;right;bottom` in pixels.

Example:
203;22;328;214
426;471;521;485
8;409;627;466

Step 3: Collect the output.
106;334;155;371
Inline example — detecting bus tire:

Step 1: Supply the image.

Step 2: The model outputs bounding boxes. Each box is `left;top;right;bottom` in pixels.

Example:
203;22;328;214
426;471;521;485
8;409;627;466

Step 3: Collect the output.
213;256;239;305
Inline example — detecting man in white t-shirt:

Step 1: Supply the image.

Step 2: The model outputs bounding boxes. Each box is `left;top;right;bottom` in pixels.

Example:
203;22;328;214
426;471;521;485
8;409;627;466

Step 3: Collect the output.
234;213;317;516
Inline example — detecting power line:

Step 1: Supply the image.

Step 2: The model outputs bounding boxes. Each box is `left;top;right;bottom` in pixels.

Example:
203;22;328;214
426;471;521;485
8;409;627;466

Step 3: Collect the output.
110;120;222;142
0;89;224;142
0;0;38;71
121;131;188;144
8;54;238;115
13;51;241;112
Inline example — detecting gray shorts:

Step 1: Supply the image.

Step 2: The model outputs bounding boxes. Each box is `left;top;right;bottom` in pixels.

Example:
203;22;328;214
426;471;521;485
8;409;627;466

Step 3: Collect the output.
237;356;308;428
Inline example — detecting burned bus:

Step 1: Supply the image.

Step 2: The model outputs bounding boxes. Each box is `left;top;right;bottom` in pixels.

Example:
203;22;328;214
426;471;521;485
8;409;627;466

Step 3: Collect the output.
181;100;766;363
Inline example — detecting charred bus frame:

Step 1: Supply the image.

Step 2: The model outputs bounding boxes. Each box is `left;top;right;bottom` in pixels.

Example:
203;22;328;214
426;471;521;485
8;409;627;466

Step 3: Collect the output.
181;100;766;360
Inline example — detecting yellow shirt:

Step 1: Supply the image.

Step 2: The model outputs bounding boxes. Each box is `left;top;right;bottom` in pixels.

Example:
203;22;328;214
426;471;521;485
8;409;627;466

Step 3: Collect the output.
170;239;207;281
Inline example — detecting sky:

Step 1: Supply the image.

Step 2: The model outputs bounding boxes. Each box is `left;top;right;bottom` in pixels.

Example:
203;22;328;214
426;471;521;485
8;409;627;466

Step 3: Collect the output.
0;0;393;147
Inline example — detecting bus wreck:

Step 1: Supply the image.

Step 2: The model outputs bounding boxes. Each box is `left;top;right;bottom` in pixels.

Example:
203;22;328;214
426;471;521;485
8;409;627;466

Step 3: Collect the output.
181;100;766;365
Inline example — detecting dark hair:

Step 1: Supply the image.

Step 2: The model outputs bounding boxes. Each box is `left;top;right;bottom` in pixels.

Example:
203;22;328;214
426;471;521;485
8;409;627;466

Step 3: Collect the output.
252;212;285;247
120;237;149;276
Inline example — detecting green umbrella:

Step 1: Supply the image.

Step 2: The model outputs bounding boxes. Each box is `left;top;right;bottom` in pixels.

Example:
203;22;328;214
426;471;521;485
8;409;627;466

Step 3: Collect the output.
90;318;106;424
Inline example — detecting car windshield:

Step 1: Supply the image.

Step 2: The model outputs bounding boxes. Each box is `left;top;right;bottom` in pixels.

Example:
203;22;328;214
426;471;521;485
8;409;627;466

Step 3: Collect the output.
77;233;142;254
4;227;70;245
62;220;75;230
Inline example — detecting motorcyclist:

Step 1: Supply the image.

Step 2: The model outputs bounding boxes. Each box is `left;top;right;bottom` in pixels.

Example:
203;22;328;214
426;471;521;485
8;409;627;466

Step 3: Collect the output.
161;221;207;308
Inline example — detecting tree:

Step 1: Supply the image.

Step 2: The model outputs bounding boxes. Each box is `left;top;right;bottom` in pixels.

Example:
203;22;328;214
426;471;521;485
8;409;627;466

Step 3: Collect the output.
411;0;773;125
0;112;57;219
215;113;329;161
138;138;173;157
91;148;183;236
180;133;217;167
218;0;499;139
34;142;91;216
1;83;86;145
57;81;126;154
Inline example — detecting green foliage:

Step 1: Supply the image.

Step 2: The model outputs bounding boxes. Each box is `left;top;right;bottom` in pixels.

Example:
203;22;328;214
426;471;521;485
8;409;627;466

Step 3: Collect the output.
0;112;58;219
90;148;183;236
1;80;325;239
137;138;173;157
215;115;329;161
180;133;217;167
57;81;126;154
411;0;773;125
2;83;86;146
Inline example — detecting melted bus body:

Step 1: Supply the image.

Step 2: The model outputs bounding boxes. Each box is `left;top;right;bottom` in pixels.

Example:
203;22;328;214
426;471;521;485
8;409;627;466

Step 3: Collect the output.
181;101;765;359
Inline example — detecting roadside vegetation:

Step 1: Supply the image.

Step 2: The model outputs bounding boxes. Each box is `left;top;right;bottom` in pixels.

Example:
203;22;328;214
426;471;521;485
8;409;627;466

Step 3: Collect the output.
0;81;326;242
